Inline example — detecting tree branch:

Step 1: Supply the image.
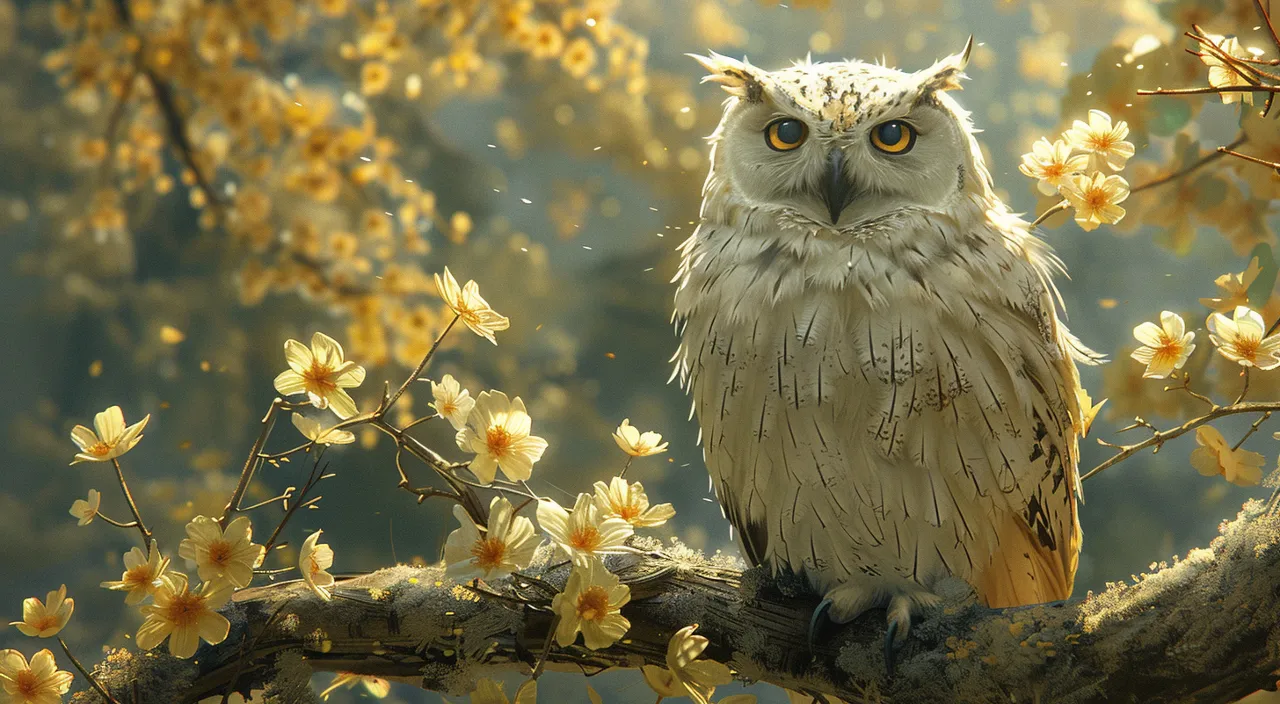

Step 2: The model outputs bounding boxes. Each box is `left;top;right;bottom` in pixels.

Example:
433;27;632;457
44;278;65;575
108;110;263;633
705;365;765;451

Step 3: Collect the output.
73;502;1280;704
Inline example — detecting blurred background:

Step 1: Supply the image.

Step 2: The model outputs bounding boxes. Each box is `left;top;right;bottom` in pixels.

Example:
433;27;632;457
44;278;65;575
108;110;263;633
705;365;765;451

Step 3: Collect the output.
1;0;1277;700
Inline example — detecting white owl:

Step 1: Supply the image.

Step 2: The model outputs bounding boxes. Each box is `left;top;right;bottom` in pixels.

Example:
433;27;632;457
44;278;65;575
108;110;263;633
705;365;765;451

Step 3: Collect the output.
671;42;1099;661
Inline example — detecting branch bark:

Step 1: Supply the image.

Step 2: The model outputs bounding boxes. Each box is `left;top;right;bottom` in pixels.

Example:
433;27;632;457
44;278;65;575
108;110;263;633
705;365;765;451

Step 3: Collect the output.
71;501;1280;704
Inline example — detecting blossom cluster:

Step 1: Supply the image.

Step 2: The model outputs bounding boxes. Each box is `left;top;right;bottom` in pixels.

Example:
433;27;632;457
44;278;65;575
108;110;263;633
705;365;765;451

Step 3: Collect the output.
1019;109;1134;231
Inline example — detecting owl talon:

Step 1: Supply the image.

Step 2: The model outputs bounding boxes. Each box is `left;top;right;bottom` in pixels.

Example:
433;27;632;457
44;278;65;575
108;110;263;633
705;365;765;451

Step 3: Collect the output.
808;597;834;654
883;619;900;677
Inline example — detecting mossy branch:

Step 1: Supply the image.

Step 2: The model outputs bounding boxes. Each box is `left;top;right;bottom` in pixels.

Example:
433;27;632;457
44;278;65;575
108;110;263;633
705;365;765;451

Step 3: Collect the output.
73;502;1280;704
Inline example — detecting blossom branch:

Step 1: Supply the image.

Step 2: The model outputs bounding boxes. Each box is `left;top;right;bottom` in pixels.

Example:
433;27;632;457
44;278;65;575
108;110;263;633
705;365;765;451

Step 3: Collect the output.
59;637;119;704
220;398;297;528
1081;401;1280;481
110;459;151;546
1131;136;1248;194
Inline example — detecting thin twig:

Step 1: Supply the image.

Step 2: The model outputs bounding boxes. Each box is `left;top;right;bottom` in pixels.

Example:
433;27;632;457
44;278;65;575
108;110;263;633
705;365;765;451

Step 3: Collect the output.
1236;369;1253;406
110;459;151;546
59;637;120;704
96;513;140;529
221;398;292;527
261;456;329;554
1031;200;1070;228
1256;0;1280;54
1233;411;1273;450
1082;401;1280;481
1137;85;1280;96
384;315;459;412
1219;146;1280;170
1132;136;1247;194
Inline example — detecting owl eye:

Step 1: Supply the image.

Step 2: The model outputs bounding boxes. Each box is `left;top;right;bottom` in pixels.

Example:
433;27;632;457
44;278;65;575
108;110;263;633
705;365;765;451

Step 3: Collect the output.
764;119;808;151
870;120;916;154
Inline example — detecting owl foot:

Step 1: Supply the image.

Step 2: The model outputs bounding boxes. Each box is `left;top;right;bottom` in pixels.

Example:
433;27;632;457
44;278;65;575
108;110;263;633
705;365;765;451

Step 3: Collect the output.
807;597;834;654
883;594;915;677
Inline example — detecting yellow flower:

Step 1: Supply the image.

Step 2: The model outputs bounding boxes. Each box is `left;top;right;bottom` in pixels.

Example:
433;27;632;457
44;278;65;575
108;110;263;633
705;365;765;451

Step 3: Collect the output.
136;574;233;659
69;405;150;465
1063;109;1136;172
1201;259;1262;313
299;530;335;602
290;413;356;446
0;649;73;704
593;477;675;528
612;419;668;457
1130;311;1196;379
468;678;536;704
641;624;734;704
434;267;511;344
429;374;476;431
178;515;265;589
1191;426;1263;486
361;61;392;96
455;390;548;483
561;37;598;79
1060;172;1129;231
443;497;540;581
1200;35;1259;105
1018;138;1088;196
68;489;100;526
1075;387;1106;439
319;673;391;700
9;586;73;638
1207;306;1280;370
551;561;630;650
537;493;633;567
273;332;367;419
101;541;170;605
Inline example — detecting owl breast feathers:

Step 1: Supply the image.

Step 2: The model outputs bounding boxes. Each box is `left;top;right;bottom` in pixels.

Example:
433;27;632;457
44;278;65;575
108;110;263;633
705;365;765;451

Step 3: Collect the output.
671;43;1099;633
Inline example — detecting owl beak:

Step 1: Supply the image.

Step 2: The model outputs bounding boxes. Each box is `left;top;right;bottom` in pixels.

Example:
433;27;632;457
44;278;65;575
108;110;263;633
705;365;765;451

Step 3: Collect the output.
822;149;855;225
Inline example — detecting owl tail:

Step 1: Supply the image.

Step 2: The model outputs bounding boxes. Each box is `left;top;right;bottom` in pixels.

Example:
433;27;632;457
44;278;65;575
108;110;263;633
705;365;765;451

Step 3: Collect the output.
976;511;1080;607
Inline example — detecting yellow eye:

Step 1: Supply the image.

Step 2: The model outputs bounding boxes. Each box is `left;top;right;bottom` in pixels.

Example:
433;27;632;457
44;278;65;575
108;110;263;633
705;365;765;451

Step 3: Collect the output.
870;120;916;154
765;119;808;151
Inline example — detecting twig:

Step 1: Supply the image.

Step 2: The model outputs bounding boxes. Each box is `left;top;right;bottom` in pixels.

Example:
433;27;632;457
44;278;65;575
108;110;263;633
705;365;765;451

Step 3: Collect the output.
111;459;151;546
261;456;330;554
1082;401;1280;481
1235;368;1253;405
221;398;293;527
1031;200;1069;228
239;490;295;512
1137;85;1280;96
1256;0;1280;54
59;637;120;704
1233;411;1273;450
1132;136;1247;194
1165;372;1217;408
1218;146;1280;170
97;513;140;530
383;314;459;413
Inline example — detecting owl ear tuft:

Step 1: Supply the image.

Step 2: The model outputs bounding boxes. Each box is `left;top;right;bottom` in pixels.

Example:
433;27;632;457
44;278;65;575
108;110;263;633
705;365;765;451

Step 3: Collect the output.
918;36;973;93
688;52;766;103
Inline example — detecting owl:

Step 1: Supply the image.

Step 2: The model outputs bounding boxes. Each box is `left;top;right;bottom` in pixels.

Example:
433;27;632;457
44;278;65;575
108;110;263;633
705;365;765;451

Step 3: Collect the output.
671;42;1098;659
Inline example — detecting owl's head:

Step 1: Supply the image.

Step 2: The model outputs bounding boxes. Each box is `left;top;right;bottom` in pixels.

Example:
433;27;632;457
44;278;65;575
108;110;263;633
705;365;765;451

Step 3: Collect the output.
692;40;990;230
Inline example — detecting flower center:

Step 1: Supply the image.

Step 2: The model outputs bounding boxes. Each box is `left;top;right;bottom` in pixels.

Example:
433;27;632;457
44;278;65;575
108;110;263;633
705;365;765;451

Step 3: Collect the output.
14;670;38;695
303;360;337;392
485;425;513;458
1154;336;1183;364
1089;133;1115;151
207;539;233;567
88;441;112;457
569;525;601;552
439;400;457;416
470;537;507;569
32;614;60;631
1085;188;1108;210
124;565;155;588
1235;334;1261;361
575;586;610;623
615;502;641;522
1043;162;1065;178
165;591;205;628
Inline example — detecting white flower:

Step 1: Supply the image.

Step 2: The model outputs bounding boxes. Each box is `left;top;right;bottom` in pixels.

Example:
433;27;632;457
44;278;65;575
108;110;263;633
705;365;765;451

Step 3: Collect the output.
101;541;170;605
1201;34;1260;105
290;413;355;445
593;477;675;528
429;374;476;431
68;489;100;526
1130;311;1196;379
1062;109;1136;172
641;624;734;704
536;493;633;566
273;332;367;419
178;515;265;589
444;497;540;581
434;267;511;344
69;405;150;465
299;531;335;601
1018;138;1089;196
9;585;74;639
613;419;668;457
551;561;631;650
1059;172;1129;231
0;649;73;704
136;573;233;659
1207;306;1280;370
455;391;548;483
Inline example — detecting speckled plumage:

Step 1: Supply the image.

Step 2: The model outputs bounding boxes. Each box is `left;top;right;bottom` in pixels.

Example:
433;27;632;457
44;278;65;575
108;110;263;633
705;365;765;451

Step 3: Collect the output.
672;46;1097;637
